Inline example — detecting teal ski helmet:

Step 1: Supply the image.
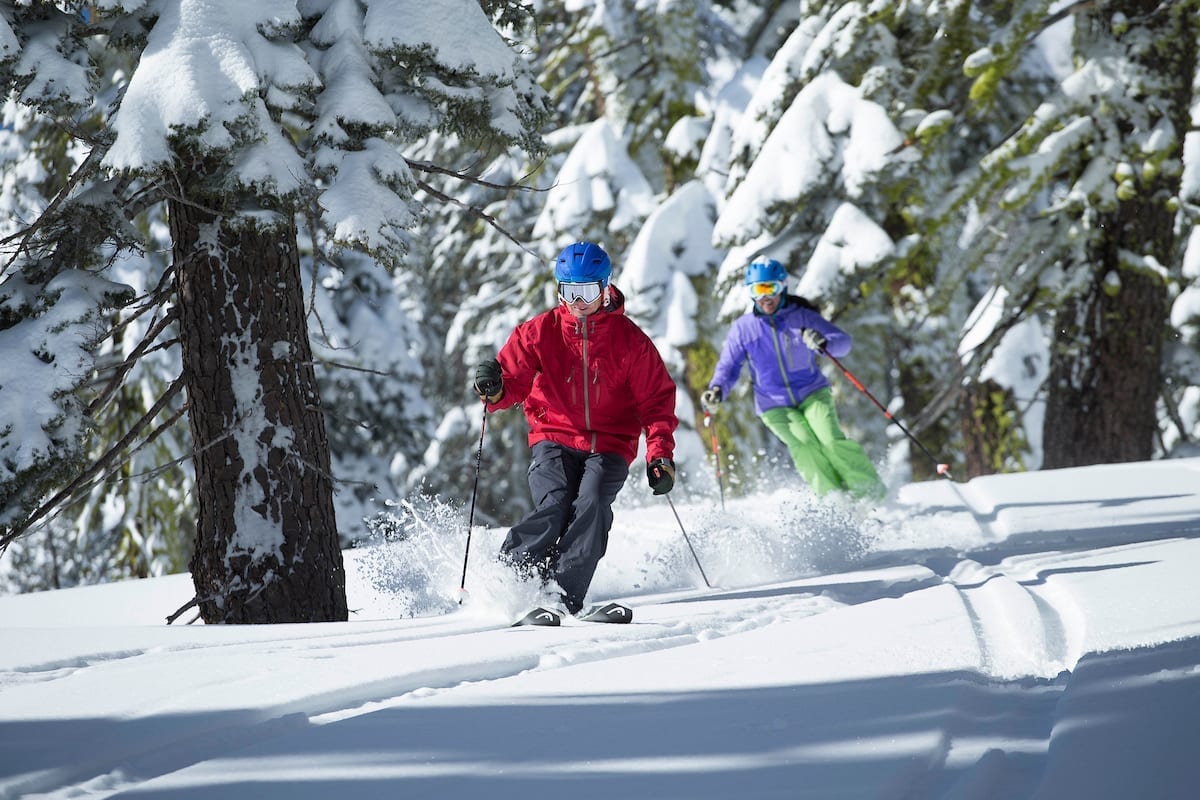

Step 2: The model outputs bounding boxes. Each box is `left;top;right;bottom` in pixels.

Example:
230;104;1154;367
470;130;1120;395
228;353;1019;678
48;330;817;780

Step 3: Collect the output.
555;242;612;285
745;256;787;285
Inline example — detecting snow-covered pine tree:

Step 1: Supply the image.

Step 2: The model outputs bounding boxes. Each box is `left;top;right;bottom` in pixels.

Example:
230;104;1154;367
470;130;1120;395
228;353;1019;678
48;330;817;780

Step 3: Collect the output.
1161;76;1200;454
61;217;195;587
950;0;1199;467
851;0;1061;478
0;22;196;590
0;10;139;566
305;252;434;545
705;0;1068;481
399;70;556;521
707;1;920;479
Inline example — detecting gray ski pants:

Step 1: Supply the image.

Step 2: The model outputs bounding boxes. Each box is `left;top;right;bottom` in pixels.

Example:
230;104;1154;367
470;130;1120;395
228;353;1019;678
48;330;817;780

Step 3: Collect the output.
500;441;629;613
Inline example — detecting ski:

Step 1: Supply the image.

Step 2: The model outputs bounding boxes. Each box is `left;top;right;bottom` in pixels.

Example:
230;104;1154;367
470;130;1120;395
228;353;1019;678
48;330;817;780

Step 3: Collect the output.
511;607;563;627
510;602;633;627
577;601;633;624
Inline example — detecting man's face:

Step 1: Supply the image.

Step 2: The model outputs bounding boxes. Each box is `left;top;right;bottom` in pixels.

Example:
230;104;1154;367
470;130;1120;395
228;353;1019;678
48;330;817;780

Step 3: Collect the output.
565;294;604;317
754;294;782;315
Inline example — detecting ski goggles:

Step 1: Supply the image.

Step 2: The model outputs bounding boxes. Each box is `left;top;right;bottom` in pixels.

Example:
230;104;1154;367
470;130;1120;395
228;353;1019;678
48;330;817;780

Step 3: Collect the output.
558;281;604;304
749;280;784;298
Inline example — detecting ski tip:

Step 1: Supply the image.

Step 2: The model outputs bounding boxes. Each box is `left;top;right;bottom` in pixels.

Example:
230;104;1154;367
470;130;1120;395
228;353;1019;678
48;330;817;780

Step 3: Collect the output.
578;602;633;624
512;607;563;627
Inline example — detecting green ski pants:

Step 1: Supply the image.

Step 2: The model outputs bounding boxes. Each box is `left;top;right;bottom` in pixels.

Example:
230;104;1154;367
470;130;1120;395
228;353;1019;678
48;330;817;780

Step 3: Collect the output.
761;388;885;499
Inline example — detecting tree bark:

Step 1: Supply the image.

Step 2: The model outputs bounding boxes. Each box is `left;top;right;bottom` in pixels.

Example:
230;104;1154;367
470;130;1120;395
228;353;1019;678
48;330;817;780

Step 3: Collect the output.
171;199;347;624
1041;266;1166;468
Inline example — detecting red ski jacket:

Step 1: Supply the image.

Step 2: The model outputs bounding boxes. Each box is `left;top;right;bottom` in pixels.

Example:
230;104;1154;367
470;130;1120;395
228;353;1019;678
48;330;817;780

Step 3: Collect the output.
488;286;677;466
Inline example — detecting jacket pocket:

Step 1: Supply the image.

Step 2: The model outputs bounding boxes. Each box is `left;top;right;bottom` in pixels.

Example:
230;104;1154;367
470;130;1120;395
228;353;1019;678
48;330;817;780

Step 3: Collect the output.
589;361;602;407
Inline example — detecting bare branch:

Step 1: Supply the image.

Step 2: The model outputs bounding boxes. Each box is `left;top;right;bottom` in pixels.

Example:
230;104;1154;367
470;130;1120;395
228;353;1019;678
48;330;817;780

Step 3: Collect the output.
109;399;192;484
87;306;180;417
284;430;378;491
414;177;541;260
1019;0;1173;48
909;286;1041;433
311;356;390;377
404;157;551;194
166;594;210;625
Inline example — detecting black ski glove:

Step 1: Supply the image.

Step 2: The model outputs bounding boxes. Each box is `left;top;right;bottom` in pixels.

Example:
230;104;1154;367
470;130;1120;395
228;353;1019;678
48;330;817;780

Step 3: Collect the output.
648;458;675;495
700;387;722;414
473;359;503;403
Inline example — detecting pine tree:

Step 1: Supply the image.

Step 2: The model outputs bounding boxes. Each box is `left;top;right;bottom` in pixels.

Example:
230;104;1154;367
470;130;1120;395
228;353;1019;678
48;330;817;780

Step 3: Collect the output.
706;1;930;479
0;7;138;557
952;0;1199;467
704;0;1090;481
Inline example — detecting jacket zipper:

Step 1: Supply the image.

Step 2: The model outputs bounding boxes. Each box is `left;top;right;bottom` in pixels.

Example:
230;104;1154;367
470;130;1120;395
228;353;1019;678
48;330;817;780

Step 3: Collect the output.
581;317;597;451
769;318;800;406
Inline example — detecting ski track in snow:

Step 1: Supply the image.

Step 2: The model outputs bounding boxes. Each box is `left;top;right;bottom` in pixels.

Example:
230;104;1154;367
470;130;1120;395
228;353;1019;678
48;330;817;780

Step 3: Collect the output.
945;561;1079;679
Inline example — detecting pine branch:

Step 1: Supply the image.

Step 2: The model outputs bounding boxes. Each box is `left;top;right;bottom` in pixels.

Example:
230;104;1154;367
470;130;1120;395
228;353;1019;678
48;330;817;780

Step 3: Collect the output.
0;142;108;277
0;379;187;552
1160;384;1192;447
909;286;1041;433
1029;0;1096;43
287;420;378;491
103;399;191;486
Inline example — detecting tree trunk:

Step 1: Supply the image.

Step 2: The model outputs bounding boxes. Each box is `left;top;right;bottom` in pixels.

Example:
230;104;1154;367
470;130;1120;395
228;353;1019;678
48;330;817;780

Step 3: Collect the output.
171;200;347;624
1041;266;1166;469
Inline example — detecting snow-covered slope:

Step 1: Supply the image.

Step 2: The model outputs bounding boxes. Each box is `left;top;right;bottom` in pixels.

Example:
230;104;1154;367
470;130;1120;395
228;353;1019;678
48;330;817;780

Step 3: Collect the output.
2;459;1199;799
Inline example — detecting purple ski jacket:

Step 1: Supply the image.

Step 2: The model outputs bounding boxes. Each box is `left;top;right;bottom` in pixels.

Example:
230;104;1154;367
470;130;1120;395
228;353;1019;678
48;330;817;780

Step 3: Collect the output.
709;295;851;415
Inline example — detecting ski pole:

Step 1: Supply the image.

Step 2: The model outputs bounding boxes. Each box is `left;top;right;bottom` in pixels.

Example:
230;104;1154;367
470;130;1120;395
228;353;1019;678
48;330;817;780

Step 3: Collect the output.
703;412;726;511
665;494;713;588
459;402;488;602
820;347;951;478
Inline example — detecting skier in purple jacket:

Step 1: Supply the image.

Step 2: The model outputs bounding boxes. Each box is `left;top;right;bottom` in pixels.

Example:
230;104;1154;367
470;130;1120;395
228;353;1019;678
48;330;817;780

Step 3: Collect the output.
702;257;884;499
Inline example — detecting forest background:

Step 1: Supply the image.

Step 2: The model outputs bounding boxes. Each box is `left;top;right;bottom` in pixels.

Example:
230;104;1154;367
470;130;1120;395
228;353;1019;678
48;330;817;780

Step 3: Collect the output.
0;0;1197;612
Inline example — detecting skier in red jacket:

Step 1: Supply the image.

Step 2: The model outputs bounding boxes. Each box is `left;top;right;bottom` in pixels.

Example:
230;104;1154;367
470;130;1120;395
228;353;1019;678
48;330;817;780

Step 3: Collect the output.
472;241;678;615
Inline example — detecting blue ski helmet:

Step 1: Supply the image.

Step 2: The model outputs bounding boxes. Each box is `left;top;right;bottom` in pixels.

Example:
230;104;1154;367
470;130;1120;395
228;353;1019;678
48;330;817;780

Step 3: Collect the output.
745;256;787;285
555;241;612;285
